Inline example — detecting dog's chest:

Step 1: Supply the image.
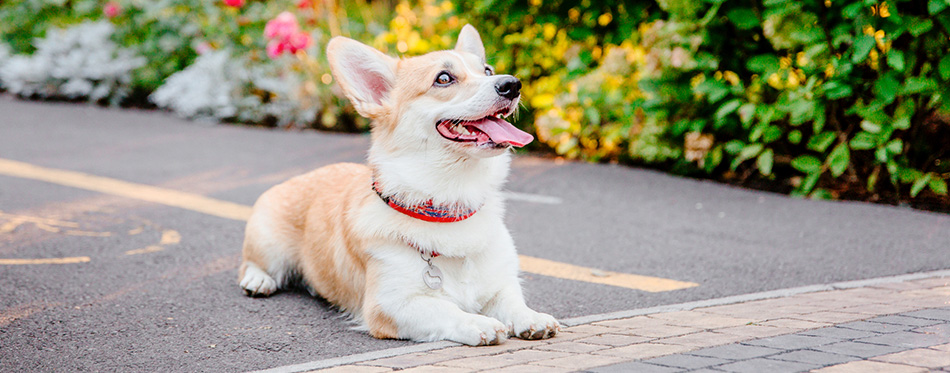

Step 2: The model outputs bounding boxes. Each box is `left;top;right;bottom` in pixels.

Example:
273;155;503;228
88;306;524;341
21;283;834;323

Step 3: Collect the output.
429;254;505;313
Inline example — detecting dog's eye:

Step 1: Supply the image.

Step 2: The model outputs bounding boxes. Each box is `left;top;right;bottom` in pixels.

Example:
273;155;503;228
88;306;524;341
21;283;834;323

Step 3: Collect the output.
484;66;494;76
434;72;455;87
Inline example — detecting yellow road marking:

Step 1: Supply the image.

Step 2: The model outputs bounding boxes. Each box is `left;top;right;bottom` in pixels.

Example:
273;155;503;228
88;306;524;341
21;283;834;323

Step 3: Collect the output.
0;157;699;292
159;229;181;245
0;257;91;265
0;158;251;221
125;229;181;255
0;302;61;327
0;211;78;234
519;256;698;292
64;230;113;237
125;246;164;255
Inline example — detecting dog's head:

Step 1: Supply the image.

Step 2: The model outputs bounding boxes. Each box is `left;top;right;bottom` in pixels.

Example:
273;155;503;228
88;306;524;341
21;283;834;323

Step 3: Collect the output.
327;25;533;158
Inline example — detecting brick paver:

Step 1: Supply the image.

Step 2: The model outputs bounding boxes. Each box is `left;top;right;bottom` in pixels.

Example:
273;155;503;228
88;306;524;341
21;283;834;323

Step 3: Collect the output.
810;360;928;373
714;357;819;373
574;333;651;346
871;348;950;368
654;331;747;347
314;276;950;373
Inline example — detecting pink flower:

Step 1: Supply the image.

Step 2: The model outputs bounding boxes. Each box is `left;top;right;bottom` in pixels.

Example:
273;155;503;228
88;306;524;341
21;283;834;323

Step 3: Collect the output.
195;41;213;55
266;40;286;59
263;12;311;58
264;12;299;40
223;0;245;7
287;32;312;51
103;2;121;18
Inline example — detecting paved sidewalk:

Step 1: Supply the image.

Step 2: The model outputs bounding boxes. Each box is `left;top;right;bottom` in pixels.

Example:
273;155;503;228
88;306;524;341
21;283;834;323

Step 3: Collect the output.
299;274;949;373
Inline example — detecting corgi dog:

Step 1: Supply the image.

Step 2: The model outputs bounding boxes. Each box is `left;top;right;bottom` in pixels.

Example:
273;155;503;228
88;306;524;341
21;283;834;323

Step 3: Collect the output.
238;25;559;346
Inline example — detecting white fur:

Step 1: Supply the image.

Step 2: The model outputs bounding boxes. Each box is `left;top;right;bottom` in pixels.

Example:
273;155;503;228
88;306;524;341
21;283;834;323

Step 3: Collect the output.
240;25;558;346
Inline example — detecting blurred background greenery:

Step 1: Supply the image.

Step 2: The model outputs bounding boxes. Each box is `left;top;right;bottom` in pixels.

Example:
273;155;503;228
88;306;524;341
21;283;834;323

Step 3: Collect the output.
1;0;948;210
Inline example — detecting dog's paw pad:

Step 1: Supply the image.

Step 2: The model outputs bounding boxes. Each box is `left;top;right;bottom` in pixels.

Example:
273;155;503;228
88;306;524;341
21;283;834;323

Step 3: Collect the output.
240;265;277;297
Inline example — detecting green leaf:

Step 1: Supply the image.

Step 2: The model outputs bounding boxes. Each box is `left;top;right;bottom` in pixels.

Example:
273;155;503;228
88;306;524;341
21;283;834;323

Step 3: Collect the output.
873;74;900;104
725;140;745;154
827;143;850;177
824;81;853;99
727;8;759;29
762;125;782;143
930;0;949;14
716;99;742;120
893;116;911;130
705;145;723;172
939;54;950;80
696;79;731;103
842;2;863;18
911;174;932;197
930;177;948;195
789;100;817;125
801;170;821;193
757;149;774;175
788;130;803;144
807;132;837;152
860;120;882;133
850;132;877;150
886;138;904;154
875;147;890;162
900;77;938;95
738;103;757;127
792;155;822;174
908;19;934;36
887;50;906;71
738;143;764;161
747;54;780;73
585;107;601;125
809;188;834;200
851;35;875;64
898;167;923;184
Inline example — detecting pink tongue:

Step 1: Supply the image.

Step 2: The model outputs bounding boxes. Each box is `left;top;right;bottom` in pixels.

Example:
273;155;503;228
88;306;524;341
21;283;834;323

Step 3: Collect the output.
470;117;534;147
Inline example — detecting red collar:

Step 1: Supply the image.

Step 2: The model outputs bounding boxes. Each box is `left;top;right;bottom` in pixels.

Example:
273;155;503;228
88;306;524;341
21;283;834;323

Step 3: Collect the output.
372;181;479;223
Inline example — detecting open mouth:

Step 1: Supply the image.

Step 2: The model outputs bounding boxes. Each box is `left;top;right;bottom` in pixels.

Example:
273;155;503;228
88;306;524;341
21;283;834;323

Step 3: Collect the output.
436;110;534;148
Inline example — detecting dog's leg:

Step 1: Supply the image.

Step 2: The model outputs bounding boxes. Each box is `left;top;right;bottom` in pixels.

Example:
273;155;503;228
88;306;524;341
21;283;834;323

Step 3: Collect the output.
238;202;295;297
366;258;510;346
483;280;560;340
384;296;510;346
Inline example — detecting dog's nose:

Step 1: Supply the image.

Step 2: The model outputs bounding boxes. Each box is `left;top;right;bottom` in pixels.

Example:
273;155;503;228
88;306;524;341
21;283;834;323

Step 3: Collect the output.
495;76;522;100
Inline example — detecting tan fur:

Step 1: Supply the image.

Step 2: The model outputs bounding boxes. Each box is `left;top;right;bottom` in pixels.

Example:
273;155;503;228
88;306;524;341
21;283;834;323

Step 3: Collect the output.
241;163;373;313
239;25;559;345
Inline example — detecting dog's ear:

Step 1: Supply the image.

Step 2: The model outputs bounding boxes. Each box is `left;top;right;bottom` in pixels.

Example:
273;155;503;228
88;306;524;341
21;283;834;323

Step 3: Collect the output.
327;37;396;118
455;24;486;63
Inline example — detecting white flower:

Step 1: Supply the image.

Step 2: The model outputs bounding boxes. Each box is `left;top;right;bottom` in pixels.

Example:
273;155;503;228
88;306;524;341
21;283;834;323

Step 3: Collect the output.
0;21;144;102
150;50;240;119
151;49;320;126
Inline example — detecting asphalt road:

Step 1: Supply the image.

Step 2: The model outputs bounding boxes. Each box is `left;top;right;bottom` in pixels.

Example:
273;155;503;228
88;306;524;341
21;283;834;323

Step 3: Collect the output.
1;97;948;371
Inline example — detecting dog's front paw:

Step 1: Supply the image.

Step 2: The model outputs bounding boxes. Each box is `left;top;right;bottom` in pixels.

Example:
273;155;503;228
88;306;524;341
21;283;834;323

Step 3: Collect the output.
240;265;277;297
452;315;509;346
509;311;560;340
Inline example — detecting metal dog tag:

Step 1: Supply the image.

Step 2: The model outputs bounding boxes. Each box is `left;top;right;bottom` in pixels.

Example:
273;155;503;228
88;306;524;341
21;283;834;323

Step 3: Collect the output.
423;263;443;290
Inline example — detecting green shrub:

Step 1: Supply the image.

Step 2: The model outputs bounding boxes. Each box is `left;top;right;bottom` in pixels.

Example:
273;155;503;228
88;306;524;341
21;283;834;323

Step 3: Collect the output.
473;0;949;204
639;0;949;200
1;0;947;207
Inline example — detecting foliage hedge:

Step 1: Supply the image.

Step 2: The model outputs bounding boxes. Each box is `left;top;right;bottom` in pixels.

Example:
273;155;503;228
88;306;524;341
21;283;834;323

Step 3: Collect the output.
1;0;947;209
